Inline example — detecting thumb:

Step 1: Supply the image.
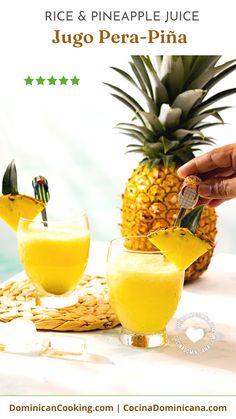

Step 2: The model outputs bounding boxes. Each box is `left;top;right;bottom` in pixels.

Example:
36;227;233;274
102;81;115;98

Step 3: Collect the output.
199;177;236;199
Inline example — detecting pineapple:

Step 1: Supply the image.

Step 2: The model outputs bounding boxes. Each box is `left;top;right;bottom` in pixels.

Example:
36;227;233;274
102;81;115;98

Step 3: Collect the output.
149;227;212;271
149;207;212;270
107;56;236;281
0;161;45;230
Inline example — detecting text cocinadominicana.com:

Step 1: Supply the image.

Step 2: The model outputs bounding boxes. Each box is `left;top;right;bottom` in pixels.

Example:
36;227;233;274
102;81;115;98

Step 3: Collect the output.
9;403;227;413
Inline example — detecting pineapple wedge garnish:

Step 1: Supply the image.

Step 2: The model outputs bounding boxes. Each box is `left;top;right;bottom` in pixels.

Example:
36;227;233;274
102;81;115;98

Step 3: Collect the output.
148;206;212;270
0;194;45;231
149;227;212;270
0;161;45;231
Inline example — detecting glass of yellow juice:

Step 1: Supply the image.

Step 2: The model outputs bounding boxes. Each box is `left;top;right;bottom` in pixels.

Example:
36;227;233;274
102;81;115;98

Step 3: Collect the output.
107;236;184;348
17;210;90;308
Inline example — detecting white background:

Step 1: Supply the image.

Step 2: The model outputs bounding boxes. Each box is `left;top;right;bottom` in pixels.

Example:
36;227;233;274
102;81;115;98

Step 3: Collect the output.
0;0;236;278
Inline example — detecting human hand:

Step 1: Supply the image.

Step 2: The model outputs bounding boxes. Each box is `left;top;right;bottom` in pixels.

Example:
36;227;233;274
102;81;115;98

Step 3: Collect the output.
177;144;236;208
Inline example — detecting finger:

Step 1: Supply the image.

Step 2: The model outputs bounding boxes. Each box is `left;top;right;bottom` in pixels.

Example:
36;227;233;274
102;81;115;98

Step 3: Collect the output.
199;176;236;199
177;144;236;178
207;199;228;208
201;167;236;180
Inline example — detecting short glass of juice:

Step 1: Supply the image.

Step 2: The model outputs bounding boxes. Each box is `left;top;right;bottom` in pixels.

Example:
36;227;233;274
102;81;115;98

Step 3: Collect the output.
17;210;90;308
107;236;184;348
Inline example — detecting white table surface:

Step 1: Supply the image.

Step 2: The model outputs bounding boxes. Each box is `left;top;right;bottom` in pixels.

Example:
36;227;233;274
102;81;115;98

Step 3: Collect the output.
0;241;236;395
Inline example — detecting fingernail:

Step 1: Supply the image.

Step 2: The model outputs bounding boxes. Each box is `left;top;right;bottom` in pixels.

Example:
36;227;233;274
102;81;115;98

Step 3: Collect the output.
199;183;211;196
177;167;185;178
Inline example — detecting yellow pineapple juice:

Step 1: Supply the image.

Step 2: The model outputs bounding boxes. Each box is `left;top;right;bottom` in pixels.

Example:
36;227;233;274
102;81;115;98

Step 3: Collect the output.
18;223;90;295
107;252;184;334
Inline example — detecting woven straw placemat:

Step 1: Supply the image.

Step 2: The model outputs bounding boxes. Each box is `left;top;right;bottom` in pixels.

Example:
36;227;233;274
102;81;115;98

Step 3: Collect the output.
0;275;119;332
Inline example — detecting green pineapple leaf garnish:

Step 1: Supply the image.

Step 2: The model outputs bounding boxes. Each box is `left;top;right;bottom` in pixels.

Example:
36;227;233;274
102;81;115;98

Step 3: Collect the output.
180;205;204;234
2;160;19;195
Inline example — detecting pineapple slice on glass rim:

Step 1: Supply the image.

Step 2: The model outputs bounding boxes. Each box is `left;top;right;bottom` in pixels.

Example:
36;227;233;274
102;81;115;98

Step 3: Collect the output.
148;206;213;271
0;161;45;231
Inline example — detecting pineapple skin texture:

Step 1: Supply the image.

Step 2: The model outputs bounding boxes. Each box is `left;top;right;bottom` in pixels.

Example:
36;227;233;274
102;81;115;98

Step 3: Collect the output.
121;164;217;281
0;194;45;231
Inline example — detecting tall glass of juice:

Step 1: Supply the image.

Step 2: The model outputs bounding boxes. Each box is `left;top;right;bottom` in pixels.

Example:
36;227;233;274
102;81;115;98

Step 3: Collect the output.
107;236;184;348
17;210;90;308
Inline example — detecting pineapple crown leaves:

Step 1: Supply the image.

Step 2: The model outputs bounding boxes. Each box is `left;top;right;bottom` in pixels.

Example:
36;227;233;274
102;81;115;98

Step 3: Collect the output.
107;56;236;166
2;160;19;195
180;205;204;234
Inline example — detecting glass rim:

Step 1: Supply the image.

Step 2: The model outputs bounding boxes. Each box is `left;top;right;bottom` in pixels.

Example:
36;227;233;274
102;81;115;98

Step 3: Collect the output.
18;208;88;224
109;235;161;254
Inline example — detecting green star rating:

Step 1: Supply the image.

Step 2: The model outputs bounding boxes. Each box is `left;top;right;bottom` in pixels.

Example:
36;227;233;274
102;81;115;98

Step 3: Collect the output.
48;76;57;85
24;76;34;85
36;76;45;85
71;76;80;85
59;76;68;85
24;76;80;86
